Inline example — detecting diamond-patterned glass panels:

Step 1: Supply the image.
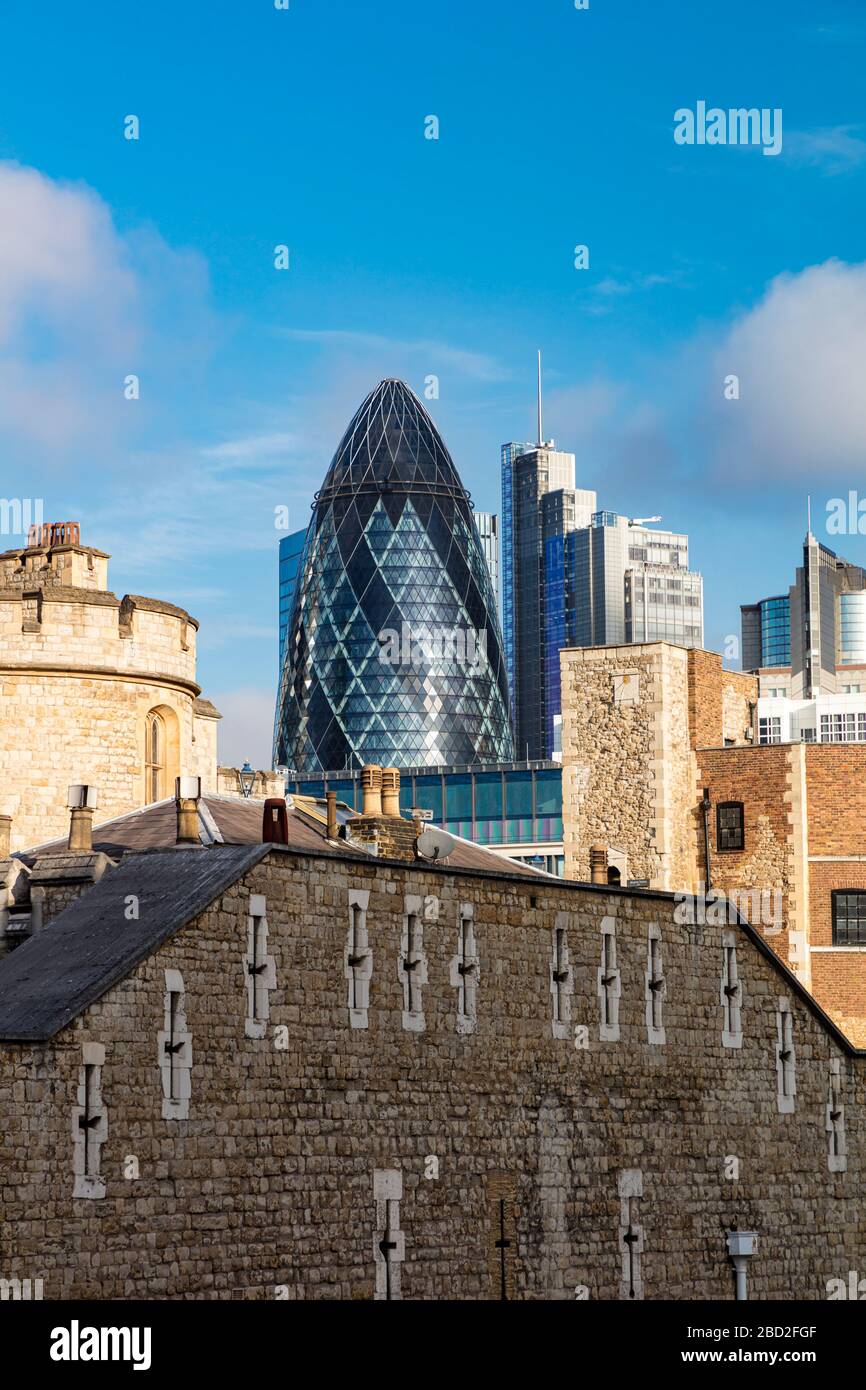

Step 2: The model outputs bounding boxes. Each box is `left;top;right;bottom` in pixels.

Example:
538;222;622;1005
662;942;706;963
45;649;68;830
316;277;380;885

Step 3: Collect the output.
274;380;514;773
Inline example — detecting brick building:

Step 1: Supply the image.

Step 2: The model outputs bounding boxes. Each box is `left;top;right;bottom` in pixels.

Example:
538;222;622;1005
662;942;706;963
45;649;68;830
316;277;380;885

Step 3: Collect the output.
560;641;866;1044
0;771;864;1299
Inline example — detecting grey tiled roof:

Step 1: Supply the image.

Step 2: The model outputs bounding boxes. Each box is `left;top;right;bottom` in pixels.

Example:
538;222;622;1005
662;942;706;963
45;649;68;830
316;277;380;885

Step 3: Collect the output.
0;845;268;1042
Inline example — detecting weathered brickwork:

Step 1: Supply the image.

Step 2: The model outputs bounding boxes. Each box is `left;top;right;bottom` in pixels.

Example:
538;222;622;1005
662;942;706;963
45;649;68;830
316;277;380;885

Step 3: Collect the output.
687;649;756;750
0;536;220;850
695;745;793;961
0;847;863;1300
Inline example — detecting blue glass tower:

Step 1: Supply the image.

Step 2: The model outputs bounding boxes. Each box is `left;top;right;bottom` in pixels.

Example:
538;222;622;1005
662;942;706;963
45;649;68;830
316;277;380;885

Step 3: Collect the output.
274;380;514;773
278;527;308;670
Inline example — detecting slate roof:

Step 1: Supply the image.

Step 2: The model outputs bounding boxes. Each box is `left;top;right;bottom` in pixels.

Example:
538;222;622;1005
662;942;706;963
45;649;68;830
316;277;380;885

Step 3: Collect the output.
0;845;268;1042
15;794;544;879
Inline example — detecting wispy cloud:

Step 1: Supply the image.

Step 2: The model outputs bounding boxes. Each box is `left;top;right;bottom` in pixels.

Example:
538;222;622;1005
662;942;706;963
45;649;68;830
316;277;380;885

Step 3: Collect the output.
785;125;866;175
278;327;511;383
583;269;687;316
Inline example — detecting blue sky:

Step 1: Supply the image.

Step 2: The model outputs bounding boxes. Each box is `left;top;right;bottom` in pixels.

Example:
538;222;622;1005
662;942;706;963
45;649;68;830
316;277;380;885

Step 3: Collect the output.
1;0;865;763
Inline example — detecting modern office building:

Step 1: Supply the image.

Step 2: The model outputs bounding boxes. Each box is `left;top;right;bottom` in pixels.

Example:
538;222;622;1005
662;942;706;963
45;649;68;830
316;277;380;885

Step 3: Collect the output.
274;379;514;774
742;528;866;699
282;760;565;876
506;443;591;761
501;359;702;761
473;511;500;611
278;526;308;670
542;511;703;758
740;594;791;672
500;438;535;727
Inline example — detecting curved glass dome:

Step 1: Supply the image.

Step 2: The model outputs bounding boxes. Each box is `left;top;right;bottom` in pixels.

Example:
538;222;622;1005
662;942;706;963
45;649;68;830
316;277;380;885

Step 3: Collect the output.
274;380;514;773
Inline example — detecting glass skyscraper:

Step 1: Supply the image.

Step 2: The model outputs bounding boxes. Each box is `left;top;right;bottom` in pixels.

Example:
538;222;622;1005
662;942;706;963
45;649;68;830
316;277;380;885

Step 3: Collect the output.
740;595;791;671
274;380;514;773
500;441;533;728
473;511;500;613
278;527;308;670
541;510;702;760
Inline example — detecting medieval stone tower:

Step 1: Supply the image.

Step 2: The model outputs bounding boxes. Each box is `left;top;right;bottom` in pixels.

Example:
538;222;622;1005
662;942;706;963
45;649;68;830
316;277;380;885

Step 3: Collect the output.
0;522;221;850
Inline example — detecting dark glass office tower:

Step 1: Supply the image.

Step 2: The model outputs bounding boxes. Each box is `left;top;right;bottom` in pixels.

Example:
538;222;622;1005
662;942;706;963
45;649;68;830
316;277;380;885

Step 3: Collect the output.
278;526;308;670
274;380;514;773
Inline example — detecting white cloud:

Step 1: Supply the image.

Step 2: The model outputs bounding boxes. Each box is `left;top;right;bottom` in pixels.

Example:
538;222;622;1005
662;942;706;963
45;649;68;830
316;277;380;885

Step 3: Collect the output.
705;259;866;481
0;161;214;461
784;126;866;175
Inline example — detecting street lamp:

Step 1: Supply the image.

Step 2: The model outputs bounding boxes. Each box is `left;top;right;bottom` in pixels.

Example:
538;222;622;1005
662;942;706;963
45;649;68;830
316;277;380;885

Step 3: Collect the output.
239;761;256;798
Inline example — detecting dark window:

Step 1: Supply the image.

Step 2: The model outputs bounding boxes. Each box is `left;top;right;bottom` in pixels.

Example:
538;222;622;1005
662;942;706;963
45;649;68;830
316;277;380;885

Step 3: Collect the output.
832;891;866;946
717;801;744;852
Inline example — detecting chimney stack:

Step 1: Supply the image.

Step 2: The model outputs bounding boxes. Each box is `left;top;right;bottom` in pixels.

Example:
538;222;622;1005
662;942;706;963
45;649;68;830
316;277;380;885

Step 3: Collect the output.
262;798;289;844
590;844;608;885
381;767;401;817
326;790;338;839
67;785;97;854
175;776;201;845
361;764;383;817
0;815;11;859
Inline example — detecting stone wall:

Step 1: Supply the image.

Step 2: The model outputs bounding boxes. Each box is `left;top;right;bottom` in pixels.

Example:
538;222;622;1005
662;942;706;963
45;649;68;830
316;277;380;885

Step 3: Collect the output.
561;644;697;890
0;540;221;850
0;847;863;1300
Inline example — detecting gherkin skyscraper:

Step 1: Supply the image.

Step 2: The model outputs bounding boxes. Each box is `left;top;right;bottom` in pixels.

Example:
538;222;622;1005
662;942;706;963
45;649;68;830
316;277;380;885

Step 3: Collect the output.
274;380;514;773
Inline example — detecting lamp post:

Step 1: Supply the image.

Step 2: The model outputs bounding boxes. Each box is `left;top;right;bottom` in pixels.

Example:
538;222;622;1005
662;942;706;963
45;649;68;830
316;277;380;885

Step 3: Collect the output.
239;761;256;799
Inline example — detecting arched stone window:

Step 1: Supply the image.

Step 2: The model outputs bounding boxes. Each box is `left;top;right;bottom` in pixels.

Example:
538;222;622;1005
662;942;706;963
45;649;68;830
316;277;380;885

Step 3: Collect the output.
145;710;166;803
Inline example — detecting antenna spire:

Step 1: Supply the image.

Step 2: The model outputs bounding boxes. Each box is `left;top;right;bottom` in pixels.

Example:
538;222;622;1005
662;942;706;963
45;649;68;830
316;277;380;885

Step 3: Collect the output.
807;494;812;537
537;349;543;447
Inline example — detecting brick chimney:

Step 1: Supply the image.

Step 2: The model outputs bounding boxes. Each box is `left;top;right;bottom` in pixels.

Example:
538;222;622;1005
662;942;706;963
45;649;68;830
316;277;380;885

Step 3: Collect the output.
175;776;202;846
67;785;97;853
351;766;417;861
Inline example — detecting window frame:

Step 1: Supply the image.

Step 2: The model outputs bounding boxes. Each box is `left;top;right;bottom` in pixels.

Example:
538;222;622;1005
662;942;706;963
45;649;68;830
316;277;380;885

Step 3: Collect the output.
716;800;745;853
831;889;866;946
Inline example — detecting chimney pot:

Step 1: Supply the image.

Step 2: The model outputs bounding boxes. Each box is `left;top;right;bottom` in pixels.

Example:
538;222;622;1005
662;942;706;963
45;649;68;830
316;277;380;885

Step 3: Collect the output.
361;764;383;817
381;767;401;816
326;790;338;839
590;844;608;885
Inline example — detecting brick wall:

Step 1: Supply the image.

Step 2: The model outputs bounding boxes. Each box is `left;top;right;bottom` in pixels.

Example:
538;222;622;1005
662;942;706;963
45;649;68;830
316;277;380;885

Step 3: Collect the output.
0;847;863;1300
687;649;756;749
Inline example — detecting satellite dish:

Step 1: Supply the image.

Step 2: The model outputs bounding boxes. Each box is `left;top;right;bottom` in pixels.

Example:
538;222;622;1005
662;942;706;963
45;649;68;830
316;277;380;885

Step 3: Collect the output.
416;826;456;862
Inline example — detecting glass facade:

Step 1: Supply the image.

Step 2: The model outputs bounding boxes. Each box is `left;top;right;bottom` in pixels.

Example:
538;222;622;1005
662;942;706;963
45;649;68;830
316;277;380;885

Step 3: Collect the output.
278;527;308;670
284;762;563;871
760;595;791;668
473;511;500;614
500;443;533;731
274;380;514;773
839;591;866;666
